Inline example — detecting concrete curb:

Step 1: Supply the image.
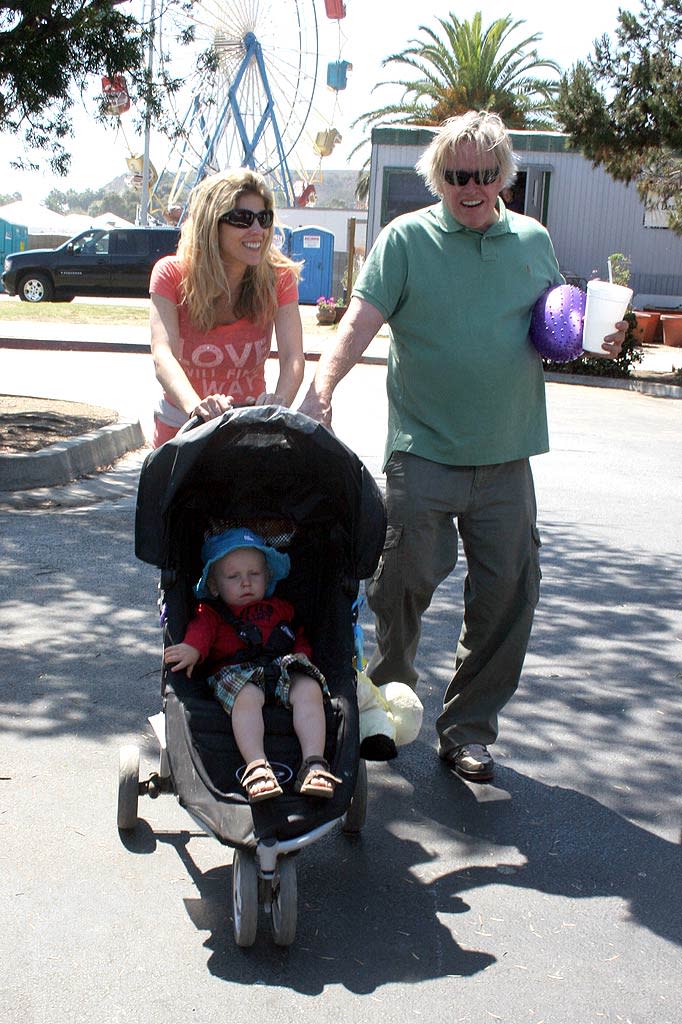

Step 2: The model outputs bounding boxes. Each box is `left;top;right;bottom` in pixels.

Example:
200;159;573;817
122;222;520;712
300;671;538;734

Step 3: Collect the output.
0;417;145;492
0;336;150;354
544;371;682;399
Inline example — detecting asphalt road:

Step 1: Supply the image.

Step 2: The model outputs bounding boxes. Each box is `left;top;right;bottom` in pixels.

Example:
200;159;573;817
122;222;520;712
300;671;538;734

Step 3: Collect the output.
1;347;680;1024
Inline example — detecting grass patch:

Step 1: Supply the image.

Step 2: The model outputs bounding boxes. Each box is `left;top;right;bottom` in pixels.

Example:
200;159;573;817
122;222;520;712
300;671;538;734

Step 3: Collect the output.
0;300;149;325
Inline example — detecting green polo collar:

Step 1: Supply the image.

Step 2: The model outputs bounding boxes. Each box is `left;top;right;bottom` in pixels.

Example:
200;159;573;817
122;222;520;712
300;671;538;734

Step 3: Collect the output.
431;198;518;238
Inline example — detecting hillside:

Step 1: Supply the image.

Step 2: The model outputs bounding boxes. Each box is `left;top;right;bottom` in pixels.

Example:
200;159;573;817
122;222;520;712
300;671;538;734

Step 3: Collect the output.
100;167;363;211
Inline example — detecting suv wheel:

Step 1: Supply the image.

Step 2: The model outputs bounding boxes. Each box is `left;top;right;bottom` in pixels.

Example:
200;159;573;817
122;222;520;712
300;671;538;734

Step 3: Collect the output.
19;272;54;303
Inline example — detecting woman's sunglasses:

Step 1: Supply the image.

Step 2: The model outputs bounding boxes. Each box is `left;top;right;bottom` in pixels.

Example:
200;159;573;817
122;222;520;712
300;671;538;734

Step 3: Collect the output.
443;168;500;187
219;208;274;229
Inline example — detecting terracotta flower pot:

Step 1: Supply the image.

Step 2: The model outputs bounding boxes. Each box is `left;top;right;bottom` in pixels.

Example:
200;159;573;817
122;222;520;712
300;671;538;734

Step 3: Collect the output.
333;304;347;323
316;308;336;325
660;314;682;347
631;310;660;345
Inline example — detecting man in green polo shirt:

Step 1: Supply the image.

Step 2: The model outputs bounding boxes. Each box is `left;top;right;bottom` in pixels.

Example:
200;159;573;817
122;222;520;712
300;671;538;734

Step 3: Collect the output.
299;110;625;782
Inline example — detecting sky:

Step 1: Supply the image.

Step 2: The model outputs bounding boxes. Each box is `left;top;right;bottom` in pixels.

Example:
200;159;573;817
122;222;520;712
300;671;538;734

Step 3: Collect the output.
1;0;631;205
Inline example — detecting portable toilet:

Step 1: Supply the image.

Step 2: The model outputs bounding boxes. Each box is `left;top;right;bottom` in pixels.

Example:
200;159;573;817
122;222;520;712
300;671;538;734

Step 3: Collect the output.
11;221;28;252
290;226;334;304
0;217;28;292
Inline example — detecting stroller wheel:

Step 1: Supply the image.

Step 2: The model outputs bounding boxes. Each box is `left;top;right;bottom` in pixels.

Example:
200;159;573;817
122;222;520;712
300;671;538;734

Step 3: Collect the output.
117;745;140;830
232;850;259;947
270;855;297;946
342;759;368;834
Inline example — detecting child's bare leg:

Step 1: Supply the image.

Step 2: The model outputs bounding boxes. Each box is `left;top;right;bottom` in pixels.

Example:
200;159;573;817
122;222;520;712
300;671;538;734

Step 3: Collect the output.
289;672;326;760
289;672;340;797
232;683;279;800
232;682;266;762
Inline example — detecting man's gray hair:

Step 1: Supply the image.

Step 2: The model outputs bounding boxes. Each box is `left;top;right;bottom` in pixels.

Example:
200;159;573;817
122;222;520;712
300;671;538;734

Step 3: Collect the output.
416;110;517;197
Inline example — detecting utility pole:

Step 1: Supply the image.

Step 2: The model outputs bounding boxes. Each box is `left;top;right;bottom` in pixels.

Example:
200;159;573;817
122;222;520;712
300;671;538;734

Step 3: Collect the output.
139;0;155;226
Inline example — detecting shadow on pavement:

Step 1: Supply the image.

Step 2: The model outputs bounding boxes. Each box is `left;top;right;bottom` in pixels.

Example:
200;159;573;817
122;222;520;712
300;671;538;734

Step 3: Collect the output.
418;518;682;832
151;822;496;994
121;749;680;994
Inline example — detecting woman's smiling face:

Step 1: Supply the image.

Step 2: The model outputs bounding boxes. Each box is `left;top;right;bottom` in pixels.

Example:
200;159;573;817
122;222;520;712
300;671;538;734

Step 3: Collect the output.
218;192;272;271
441;140;502;233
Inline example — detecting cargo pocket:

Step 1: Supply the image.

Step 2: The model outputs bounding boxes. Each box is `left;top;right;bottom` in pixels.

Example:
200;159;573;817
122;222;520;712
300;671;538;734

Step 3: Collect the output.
370;524;403;585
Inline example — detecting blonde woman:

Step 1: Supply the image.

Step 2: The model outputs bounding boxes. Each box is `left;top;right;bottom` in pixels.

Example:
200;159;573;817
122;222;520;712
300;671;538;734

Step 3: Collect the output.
149;169;304;447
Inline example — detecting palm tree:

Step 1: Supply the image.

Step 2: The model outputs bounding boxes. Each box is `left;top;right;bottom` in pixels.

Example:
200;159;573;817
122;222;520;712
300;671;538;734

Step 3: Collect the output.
354;169;370;206
351;12;560;147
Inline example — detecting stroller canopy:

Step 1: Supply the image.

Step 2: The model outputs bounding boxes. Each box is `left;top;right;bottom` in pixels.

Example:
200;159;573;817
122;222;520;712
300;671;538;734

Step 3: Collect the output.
135;407;386;583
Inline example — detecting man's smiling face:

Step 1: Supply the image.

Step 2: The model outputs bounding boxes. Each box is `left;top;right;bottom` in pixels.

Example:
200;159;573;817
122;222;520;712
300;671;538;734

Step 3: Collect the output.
442;140;502;232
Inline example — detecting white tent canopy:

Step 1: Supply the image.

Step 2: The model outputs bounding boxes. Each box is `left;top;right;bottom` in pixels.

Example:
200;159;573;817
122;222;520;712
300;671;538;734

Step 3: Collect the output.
90;212;135;228
0;200;134;235
0;200;73;234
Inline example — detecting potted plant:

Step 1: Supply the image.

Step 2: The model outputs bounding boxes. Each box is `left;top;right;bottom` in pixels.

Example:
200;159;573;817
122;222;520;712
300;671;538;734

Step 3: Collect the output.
607;252;631;287
631;309;661;345
608;251;662;345
660;312;682;347
333;296;348;323
316;295;338;325
316;296;347;324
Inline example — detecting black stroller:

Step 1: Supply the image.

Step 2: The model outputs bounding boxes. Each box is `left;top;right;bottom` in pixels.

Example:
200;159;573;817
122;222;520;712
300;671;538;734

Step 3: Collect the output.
119;407;386;946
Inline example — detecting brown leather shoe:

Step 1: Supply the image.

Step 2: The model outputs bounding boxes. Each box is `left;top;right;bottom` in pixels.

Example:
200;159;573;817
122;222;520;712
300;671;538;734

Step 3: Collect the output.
443;744;494;782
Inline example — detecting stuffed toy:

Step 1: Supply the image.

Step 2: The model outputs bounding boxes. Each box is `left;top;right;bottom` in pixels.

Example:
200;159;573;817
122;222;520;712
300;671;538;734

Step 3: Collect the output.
356;671;424;760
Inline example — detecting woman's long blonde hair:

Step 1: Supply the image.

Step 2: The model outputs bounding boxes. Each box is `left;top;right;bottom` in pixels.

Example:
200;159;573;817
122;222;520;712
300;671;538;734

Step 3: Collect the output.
177;169;301;333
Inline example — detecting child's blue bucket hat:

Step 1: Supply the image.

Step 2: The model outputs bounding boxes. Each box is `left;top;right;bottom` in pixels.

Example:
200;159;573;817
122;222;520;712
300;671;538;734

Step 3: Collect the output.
195;528;290;599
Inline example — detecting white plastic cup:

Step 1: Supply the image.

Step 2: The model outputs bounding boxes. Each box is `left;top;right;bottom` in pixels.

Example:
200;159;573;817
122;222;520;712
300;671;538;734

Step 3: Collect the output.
582;280;633;354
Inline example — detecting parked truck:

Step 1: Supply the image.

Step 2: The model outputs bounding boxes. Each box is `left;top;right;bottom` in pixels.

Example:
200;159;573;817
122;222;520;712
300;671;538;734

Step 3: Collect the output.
2;226;179;302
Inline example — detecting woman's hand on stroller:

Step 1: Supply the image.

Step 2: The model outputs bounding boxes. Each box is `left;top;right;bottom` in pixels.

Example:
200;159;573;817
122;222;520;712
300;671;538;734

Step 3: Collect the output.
164;642;201;677
191;393;235;422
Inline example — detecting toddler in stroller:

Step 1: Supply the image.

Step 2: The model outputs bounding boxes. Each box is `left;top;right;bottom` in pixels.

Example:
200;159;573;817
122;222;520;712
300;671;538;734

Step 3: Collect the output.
123;407;386;946
164;526;341;803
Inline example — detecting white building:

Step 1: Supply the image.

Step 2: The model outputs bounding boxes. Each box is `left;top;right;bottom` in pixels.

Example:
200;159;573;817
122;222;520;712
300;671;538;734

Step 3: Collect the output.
365;126;682;304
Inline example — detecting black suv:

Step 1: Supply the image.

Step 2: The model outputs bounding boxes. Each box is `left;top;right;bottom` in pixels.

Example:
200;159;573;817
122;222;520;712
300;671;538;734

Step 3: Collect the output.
2;226;180;302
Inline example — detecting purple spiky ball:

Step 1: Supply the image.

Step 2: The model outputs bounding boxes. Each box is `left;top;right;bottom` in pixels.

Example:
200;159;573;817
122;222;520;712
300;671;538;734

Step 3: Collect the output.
529;284;586;361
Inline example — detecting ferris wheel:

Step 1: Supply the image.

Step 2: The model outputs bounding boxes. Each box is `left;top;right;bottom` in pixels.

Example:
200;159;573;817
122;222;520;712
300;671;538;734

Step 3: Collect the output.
156;0;320;216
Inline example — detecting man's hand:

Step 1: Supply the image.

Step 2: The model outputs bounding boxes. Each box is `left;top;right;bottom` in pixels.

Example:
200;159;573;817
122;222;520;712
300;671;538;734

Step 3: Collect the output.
588;320;629;359
298;389;333;427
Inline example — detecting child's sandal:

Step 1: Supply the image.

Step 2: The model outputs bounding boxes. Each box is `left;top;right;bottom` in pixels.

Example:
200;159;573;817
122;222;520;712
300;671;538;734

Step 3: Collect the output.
294;757;342;799
241;759;283;803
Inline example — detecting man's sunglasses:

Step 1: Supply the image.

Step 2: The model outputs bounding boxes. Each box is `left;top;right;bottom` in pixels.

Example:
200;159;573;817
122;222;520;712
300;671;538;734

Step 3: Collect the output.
443;168;500;187
219;208;274;229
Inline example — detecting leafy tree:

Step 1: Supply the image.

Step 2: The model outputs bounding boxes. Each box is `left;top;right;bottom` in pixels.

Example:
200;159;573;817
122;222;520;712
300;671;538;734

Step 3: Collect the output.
0;190;20;205
0;1;188;176
557;0;682;232
351;12;560;149
44;184;139;221
88;189;139;221
1;1;142;174
354;170;369;206
44;187;102;215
